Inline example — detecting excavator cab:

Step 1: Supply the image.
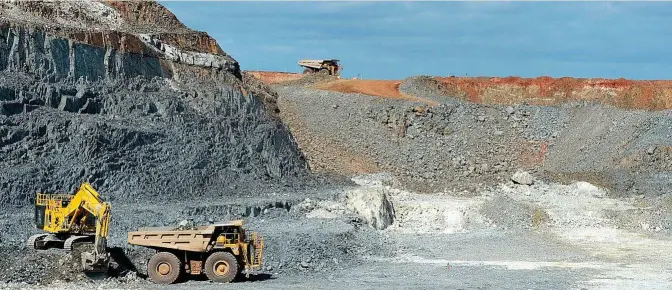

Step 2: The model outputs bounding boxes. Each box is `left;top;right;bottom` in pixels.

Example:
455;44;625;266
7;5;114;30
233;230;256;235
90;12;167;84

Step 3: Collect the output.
34;203;46;230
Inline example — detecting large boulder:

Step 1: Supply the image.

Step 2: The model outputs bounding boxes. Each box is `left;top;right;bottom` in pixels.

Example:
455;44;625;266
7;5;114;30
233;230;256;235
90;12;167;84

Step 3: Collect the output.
346;187;395;230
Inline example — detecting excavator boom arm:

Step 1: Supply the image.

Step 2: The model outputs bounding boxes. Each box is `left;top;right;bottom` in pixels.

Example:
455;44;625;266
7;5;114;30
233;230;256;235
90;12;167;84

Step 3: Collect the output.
94;202;111;255
64;183;111;254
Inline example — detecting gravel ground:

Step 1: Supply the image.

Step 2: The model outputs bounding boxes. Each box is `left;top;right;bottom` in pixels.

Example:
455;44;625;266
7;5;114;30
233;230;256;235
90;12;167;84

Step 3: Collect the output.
0;185;389;285
1;222;653;290
275;86;524;194
400;76;672;196
3;174;672;289
273;73;337;88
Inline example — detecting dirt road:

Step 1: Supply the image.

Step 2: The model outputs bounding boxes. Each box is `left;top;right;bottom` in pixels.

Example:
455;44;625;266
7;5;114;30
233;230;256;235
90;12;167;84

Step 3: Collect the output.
314;79;439;106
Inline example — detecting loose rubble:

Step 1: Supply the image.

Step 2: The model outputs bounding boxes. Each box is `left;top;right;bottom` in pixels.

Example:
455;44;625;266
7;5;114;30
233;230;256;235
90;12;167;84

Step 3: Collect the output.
275;79;672;197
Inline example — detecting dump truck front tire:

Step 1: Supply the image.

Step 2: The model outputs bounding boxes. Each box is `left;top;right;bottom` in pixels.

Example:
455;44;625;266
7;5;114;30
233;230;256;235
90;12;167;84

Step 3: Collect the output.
204;251;238;283
148;252;182;284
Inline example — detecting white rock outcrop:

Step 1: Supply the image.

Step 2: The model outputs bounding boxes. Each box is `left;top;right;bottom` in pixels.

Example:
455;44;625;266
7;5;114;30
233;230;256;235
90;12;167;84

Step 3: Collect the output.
346;187;395;230
567;181;607;198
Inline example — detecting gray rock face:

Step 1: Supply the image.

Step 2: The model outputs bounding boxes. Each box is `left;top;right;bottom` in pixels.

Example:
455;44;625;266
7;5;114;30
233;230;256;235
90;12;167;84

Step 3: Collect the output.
1;27;161;81
0;26;309;206
511;170;534;185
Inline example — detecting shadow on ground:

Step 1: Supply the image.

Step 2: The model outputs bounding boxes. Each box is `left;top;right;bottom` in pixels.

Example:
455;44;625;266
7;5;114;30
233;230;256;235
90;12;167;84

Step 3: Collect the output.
108;247;148;279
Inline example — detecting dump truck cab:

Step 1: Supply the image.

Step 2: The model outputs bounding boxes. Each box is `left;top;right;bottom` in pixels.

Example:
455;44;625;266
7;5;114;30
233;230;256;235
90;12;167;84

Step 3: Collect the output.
127;220;264;284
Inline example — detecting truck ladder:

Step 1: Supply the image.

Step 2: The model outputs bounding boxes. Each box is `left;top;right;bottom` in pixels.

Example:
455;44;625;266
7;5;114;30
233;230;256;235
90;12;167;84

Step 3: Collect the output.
253;233;264;266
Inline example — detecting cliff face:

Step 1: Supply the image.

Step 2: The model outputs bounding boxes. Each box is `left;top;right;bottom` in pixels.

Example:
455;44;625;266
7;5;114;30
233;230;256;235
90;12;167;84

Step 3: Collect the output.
0;0;309;206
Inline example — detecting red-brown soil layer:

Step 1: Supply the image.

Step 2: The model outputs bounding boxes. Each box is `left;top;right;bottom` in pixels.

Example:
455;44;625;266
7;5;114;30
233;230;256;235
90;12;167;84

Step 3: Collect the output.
249;71;672;110
436;76;672;110
246;71;305;84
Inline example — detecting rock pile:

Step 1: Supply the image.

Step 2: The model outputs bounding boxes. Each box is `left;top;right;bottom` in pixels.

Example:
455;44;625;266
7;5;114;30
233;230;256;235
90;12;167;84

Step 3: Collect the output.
275;86;534;194
276;77;672;197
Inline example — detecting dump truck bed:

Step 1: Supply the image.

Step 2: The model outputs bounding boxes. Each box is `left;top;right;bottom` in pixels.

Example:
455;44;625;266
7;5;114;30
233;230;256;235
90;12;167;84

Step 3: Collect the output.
127;220;244;252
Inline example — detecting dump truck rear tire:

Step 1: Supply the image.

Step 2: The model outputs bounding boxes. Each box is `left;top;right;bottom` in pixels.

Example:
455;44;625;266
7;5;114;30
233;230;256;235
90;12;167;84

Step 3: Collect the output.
204;251;238;283
147;252;181;284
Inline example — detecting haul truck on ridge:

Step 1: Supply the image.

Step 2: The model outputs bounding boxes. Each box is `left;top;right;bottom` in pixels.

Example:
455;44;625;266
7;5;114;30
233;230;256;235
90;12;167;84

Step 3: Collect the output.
298;59;342;76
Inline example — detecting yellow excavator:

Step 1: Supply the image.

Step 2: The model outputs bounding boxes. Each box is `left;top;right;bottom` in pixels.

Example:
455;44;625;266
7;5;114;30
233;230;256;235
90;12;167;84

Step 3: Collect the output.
27;182;111;273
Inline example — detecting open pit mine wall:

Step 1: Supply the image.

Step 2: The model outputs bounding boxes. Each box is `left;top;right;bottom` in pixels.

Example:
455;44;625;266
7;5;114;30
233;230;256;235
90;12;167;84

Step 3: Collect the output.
0;23;240;82
0;24;309;206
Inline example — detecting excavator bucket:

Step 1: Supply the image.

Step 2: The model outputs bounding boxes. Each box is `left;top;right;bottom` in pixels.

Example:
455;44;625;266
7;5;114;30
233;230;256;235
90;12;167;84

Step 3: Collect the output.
81;251;110;273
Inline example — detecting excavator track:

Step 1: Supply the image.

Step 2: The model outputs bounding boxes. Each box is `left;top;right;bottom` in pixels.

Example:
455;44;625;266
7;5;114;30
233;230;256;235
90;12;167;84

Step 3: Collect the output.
64;235;92;252
27;233;49;250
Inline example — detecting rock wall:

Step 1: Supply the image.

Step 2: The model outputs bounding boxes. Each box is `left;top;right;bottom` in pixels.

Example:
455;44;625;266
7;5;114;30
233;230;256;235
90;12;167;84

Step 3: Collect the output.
0;2;309;206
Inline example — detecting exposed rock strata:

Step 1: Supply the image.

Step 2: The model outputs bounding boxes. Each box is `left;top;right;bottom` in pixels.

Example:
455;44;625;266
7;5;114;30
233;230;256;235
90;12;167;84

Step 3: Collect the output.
0;1;309;206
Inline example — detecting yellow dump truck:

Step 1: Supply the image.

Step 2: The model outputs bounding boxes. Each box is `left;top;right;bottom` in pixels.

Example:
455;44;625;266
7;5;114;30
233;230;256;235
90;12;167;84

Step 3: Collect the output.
298;59;341;76
127;220;264;284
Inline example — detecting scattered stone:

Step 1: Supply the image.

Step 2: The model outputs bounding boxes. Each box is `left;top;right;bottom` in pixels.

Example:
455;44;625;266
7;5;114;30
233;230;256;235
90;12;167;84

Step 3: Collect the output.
511;170;534;185
506;106;515;115
647;146;656;155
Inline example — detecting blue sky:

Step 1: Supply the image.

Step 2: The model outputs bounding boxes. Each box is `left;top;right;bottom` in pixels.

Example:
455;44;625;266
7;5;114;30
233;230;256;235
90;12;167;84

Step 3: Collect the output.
158;1;671;80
